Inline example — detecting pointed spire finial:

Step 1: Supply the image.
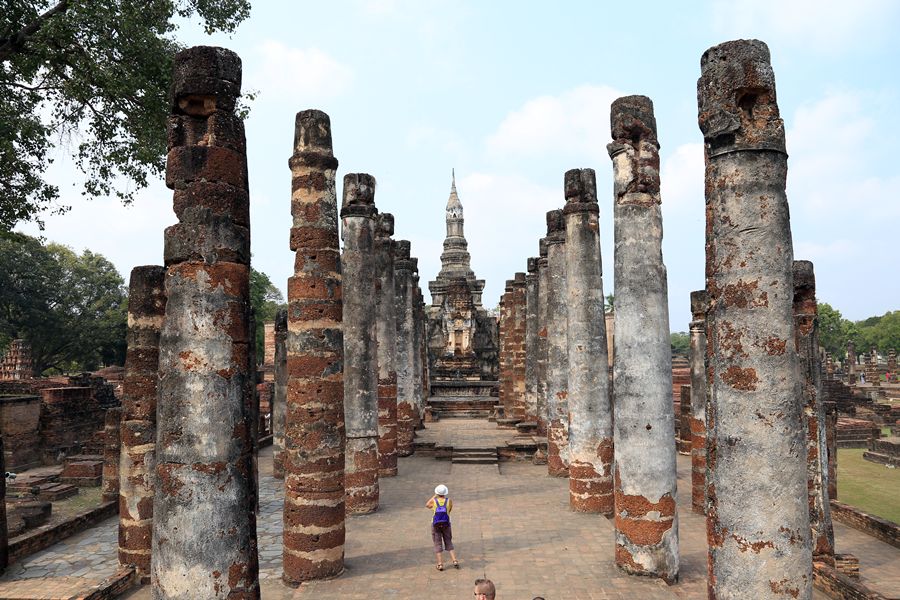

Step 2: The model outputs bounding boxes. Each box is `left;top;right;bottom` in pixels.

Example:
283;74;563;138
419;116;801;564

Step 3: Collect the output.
451;168;456;192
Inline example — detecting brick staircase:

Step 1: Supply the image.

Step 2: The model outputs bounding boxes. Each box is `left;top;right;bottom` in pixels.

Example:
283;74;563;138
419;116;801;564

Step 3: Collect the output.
451;447;498;465
426;396;498;419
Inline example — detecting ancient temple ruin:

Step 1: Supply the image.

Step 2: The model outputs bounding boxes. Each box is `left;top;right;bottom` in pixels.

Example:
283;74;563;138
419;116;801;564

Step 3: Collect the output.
425;173;499;387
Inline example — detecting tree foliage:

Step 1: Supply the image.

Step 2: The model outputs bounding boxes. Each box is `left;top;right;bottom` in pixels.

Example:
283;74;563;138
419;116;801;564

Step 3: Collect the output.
817;301;899;360
250;268;284;363
0;0;251;229
670;331;690;357
0;232;127;373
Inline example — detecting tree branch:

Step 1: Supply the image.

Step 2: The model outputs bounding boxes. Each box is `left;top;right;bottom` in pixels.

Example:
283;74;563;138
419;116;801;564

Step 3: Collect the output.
0;0;70;63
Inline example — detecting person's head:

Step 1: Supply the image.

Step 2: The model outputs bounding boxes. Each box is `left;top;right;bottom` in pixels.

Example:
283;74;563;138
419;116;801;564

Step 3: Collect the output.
474;578;496;600
434;484;448;497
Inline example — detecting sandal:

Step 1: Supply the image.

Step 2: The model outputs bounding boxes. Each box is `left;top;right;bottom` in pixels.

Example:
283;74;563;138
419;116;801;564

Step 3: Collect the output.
436;563;443;571
453;560;460;569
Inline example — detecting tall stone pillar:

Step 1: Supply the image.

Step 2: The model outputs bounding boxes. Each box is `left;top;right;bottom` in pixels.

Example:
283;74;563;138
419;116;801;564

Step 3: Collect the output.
545;209;569;477
524;257;540;422
563;168;613;515
341;173;380;515
846;341;857;383
154;46;259;598
375;213;399;477
0;431;5;575
283;109;345;584
609;95;678;582
535;239;550;437
411;267;425;428
689;290;708;515
101;407;122;503
498;283;510;415
509;273;527;419
793;261;835;565
272;308;287;479
394;240;416;456
699;39;812;599
118;265;165;578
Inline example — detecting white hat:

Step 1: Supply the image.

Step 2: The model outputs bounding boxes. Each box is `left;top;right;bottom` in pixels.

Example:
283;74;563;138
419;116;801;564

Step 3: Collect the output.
434;484;448;496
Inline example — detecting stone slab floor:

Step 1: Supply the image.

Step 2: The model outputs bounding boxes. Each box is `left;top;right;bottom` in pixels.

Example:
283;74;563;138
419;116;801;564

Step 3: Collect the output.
1;419;897;599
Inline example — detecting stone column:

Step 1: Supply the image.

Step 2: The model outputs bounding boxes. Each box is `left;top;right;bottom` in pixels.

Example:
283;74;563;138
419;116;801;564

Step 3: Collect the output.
609;95;678;582
101;407;122;503
154;46;259;599
394;240;416;456
498;280;512;417
118;265;165;578
411;267;424;428
510;273;527;419
888;349;897;375
689;290;708;515
272;307;287;479
375;213;399;477
545;209;569;477
524;257;540;422
793;261;835;565
0;417;7;574
535;239;550;437
283;109;345;584
846;341;857;383
563;168;613;515
699;39;812;599
341;173;380;515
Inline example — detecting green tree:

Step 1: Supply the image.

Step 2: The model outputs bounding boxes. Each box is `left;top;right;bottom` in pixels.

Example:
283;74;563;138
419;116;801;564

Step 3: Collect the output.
670;331;690;357
249;268;285;363
1;0;251;229
605;293;614;314
0;232;127;373
817;302;853;359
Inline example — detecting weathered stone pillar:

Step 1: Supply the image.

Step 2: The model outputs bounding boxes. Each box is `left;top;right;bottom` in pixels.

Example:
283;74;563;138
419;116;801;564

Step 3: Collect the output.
272;308;287;479
846;341;857;383
510;273;527;419
394;240;416;456
535;239;550;437
119;265;165;578
1;419;7;574
793;261;835;565
498;283;510;416
689;290;708;515
545;209;569;477
524;257;540;422
101;407;122;503
699;39;811;599
341;173;380;515
563;168;613;515
609;95;678;582
154;45;259;599
375;213;399;477
283;109;345;584
411;267;425;428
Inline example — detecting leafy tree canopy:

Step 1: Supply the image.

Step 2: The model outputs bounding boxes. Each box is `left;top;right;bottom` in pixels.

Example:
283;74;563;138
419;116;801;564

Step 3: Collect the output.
250;268;284;362
670;331;690;357
0;231;127;373
817;301;899;360
0;0;251;229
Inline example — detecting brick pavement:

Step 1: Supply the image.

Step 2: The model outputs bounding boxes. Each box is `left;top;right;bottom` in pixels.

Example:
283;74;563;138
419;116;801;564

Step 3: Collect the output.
2;420;898;599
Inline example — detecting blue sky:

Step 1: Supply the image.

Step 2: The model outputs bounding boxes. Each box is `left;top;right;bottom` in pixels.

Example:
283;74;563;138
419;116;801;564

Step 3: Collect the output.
21;0;900;330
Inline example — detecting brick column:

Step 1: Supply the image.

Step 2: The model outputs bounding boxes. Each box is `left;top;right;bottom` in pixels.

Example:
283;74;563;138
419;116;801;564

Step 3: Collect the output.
375;213;399;476
341;173;380;515
498;280;512;416
411;267;425;428
154;45;259;598
609;95;678;582
535;239;550;437
563;168;613;515
394;241;416;456
545;209;569;477
524;257;540;422
101;407;122;503
272;308;287;479
118;265;165;578
699;39;812;599
689;290;708;515
510;273;527;419
283;109;345;584
0;414;7;574
793;261;835;565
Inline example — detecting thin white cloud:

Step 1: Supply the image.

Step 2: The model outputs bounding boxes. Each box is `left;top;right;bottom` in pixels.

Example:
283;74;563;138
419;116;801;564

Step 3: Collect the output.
249;41;353;103
485;85;624;165
712;0;899;54
660;142;704;215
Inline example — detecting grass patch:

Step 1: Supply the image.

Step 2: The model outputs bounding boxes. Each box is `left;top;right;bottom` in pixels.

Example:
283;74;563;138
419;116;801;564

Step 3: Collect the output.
837;448;900;523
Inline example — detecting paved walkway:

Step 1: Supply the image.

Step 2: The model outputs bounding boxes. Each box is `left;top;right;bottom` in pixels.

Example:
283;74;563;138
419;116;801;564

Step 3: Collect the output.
1;419;897;599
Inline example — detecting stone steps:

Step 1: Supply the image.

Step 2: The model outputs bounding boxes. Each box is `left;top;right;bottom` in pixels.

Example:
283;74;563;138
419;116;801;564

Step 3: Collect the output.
451;448;498;465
